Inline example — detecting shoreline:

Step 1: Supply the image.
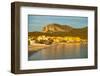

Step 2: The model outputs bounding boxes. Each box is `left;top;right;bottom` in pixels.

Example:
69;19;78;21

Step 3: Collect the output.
28;42;87;54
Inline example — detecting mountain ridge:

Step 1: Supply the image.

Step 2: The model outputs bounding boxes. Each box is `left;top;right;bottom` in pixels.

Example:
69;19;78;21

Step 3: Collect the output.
42;23;73;33
29;23;88;39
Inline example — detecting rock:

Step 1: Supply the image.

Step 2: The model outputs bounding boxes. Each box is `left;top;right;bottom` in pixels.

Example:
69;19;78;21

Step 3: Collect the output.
42;23;73;33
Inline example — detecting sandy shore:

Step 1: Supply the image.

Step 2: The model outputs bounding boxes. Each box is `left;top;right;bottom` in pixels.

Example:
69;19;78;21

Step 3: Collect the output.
28;42;87;53
28;44;50;51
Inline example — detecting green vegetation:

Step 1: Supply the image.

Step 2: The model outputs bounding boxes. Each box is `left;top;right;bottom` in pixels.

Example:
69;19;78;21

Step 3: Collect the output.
29;27;87;39
29;23;88;39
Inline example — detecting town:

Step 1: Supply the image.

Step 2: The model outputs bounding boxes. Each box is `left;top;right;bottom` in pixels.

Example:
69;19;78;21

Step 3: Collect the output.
28;35;87;45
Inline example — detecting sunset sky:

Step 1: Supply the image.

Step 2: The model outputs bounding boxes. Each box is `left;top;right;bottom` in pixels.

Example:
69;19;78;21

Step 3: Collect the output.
28;15;88;32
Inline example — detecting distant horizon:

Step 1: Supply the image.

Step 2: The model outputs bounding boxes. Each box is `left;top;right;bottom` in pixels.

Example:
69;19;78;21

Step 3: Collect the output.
28;24;88;33
28;15;88;32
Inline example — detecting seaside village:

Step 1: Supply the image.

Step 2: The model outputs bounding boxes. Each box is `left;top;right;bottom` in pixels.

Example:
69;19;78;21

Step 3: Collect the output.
28;35;87;45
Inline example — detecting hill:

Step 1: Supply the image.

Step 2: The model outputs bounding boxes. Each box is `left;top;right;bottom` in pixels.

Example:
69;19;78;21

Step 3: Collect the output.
42;23;73;33
29;23;88;39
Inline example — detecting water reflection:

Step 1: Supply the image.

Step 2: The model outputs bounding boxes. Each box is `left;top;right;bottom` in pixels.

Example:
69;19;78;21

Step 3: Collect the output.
28;43;88;60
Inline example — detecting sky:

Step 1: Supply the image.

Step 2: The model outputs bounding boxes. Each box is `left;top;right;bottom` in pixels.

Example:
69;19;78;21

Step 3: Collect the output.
28;15;88;32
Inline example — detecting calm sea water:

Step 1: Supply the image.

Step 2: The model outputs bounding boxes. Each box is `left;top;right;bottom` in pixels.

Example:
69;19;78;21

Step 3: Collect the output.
28;43;88;60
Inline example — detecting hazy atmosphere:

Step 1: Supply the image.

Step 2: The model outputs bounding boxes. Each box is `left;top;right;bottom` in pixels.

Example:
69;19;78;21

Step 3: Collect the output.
28;15;88;32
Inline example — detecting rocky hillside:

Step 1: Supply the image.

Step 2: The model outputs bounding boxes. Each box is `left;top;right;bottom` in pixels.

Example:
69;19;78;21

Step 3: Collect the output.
29;23;88;39
42;23;73;32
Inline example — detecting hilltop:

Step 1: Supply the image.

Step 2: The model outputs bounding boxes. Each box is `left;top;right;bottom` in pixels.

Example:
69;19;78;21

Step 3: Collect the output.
29;23;88;39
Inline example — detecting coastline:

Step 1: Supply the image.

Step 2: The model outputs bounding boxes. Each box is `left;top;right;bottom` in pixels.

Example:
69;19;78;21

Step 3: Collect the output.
28;42;87;55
